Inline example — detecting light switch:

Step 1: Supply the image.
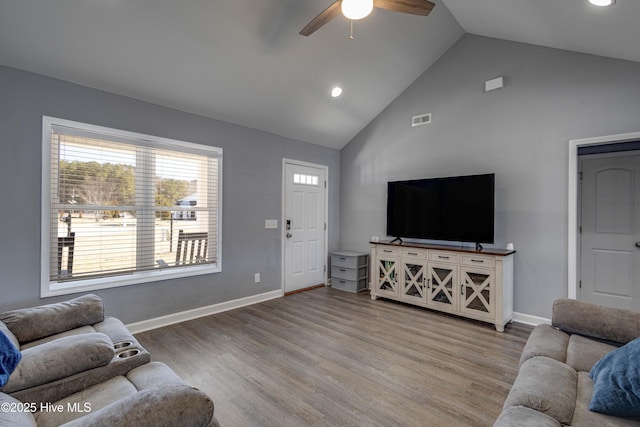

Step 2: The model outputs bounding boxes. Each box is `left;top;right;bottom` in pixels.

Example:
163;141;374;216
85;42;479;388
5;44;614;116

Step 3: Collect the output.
265;219;278;229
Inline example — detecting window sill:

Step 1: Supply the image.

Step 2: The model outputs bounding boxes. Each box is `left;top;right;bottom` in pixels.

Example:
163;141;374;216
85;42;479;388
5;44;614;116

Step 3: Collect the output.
41;264;221;298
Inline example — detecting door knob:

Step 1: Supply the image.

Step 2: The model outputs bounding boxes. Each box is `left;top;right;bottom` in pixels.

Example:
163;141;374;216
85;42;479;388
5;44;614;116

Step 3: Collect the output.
636;242;640;248
286;233;292;238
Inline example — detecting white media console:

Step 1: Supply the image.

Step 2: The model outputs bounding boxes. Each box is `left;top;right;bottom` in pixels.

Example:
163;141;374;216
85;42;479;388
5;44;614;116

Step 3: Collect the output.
370;241;515;332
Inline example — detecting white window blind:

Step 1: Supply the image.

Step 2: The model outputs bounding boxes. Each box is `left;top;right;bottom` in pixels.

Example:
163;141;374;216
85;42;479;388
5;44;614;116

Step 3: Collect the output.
42;117;222;295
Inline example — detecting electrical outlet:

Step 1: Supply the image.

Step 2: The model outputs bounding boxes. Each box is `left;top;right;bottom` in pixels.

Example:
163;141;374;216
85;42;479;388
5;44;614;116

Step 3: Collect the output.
254;273;261;283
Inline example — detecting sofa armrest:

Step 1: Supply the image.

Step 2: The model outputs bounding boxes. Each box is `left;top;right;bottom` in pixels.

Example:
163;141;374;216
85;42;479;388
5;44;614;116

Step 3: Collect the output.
2;333;114;393
60;385;214;427
552;299;640;345
0;294;104;344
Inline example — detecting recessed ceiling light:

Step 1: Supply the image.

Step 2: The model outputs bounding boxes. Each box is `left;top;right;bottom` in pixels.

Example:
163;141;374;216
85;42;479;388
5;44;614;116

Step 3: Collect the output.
589;0;615;6
331;87;343;98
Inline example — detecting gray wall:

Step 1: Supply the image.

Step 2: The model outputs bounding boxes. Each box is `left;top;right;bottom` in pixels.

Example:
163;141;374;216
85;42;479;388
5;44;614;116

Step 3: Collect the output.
339;34;640;319
0;65;340;323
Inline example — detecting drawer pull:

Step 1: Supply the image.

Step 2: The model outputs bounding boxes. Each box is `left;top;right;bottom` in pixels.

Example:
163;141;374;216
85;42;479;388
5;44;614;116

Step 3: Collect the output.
383;249;392;253
471;259;484;263
339;257;346;260
438;255;450;259
339;269;346;272
407;252;418;256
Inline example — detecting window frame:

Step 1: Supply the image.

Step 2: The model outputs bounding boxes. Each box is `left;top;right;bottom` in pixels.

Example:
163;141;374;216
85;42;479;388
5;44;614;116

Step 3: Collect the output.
41;116;223;297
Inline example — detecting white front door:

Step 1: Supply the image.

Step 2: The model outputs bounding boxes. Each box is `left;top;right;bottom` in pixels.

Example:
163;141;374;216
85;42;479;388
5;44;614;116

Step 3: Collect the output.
283;161;327;293
580;155;640;310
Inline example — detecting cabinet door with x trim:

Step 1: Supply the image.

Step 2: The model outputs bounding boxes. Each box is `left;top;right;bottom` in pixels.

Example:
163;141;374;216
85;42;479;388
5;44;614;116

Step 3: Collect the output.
400;260;427;304
374;255;399;298
427;262;458;313
460;267;495;319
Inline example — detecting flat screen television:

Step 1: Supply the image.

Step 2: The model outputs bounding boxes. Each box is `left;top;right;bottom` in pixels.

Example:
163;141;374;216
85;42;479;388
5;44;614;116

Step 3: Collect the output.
386;173;495;245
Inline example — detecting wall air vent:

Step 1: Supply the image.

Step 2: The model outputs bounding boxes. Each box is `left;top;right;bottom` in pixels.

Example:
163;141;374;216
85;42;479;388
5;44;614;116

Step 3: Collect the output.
412;113;431;127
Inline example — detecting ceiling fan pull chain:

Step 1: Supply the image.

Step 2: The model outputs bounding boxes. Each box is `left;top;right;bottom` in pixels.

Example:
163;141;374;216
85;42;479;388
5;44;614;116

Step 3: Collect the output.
349;20;354;40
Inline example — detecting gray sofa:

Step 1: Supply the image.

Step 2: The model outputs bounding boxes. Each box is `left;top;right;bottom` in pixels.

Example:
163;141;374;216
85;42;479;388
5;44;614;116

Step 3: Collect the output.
0;294;151;405
0;294;218;426
0;362;215;427
495;299;640;426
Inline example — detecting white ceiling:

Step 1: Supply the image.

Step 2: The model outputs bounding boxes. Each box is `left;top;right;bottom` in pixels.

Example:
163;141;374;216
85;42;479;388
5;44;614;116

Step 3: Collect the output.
0;0;636;149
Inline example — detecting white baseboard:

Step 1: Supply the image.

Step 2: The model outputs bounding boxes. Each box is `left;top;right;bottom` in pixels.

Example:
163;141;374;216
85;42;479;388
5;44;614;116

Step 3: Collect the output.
126;291;550;334
126;289;284;334
512;311;551;327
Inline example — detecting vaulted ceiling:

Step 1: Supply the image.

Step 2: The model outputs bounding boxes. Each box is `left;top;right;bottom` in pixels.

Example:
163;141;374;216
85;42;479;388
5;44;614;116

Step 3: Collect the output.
0;0;637;149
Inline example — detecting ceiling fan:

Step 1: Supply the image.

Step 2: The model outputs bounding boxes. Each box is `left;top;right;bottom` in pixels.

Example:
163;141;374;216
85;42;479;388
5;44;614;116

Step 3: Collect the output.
299;0;435;37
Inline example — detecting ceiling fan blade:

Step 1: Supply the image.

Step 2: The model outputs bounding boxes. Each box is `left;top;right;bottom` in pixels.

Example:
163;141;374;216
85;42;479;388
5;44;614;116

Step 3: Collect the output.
299;0;343;36
374;0;435;16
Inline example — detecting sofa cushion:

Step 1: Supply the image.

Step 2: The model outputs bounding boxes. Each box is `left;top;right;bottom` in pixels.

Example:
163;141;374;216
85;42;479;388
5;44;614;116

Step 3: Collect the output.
60;384;214;427
126;360;184;390
34;363;214;427
571;372;640;427
503;356;577;425
20;326;96;351
589;337;640;417
19;317;137;351
2;333;114;393
552;299;640;346
494;405;561;427
566;334;617;372
34;376;138;427
0;294;104;344
519;324;569;367
0;392;37;427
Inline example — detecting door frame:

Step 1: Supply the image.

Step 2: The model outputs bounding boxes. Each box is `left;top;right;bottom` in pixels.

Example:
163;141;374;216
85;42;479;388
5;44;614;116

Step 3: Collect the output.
568;131;640;299
281;158;329;293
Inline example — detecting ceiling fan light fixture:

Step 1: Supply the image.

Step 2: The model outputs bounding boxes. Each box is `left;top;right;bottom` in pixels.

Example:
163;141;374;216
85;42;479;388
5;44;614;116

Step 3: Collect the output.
588;0;615;6
331;87;343;98
341;0;374;20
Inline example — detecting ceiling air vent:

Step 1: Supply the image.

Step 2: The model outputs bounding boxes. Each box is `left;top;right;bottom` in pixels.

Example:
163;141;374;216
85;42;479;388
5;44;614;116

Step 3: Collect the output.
412;113;431;127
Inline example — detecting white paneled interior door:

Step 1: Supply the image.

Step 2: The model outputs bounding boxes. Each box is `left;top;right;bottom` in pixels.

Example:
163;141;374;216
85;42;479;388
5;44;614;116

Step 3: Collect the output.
580;155;640;310
284;161;327;293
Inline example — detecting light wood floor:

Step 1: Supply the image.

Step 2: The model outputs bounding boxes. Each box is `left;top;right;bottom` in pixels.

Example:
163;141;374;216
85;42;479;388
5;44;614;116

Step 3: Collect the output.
135;287;531;427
